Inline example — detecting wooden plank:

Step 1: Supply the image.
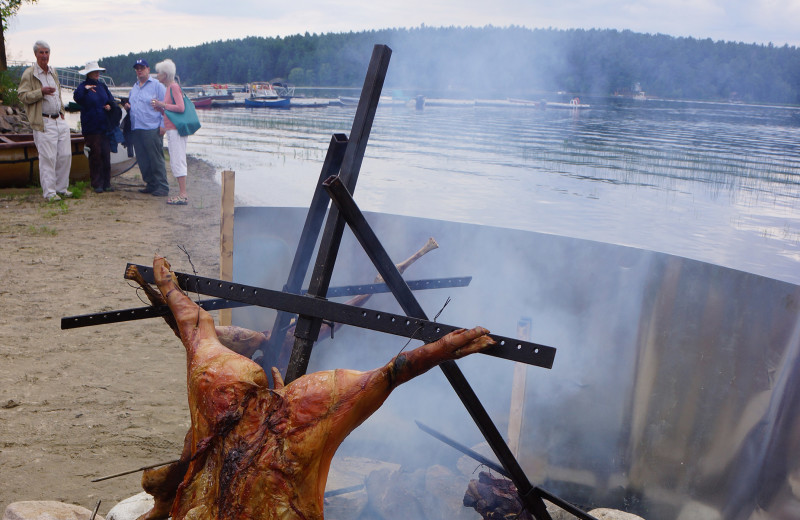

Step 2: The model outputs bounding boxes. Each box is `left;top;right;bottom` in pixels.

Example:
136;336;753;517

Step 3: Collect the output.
508;317;532;458
219;170;235;326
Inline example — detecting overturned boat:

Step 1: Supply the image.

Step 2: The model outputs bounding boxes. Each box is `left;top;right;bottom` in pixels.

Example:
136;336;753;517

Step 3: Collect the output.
0;133;136;188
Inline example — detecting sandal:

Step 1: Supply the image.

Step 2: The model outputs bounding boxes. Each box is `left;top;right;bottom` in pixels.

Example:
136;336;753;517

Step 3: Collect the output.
167;196;188;205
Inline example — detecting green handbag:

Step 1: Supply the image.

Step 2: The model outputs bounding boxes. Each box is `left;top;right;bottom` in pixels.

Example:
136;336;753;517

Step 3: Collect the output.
164;87;201;136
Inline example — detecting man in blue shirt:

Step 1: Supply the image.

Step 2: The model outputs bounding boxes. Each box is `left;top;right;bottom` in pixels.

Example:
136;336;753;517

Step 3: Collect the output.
124;58;169;196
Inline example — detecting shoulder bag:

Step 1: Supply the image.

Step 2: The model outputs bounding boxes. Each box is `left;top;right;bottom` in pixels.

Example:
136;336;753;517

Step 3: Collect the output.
164;86;201;137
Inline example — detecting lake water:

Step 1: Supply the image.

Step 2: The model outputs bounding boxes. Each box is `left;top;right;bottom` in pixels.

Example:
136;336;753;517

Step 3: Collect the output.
186;97;800;285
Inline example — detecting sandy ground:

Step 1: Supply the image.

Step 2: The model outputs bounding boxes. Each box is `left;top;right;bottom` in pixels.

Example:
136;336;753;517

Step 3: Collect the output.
0;157;225;516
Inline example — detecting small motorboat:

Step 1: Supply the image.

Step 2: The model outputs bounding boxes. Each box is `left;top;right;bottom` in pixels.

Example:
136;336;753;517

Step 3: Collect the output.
243;97;291;109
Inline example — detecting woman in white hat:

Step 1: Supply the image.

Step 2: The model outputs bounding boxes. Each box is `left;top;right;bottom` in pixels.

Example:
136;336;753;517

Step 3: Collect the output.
73;60;115;193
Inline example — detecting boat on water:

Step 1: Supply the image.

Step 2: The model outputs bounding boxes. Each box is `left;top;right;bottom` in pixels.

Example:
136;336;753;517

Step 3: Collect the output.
191;96;213;108
248;82;294;100
0;133;137;189
243;97;291;109
206;84;234;100
505;98;591;109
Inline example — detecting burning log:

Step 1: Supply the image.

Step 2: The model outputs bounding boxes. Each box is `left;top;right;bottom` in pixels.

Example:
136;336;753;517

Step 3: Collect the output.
464;471;532;520
464;473;645;520
136;254;493;520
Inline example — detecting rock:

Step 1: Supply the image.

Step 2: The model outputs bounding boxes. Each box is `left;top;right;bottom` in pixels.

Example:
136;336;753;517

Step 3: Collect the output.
588;508;646;520
324;456;399;520
323;487;368;520
420;465;480;520
2;501;105;520
366;467;427;520
674;500;721;520
0;104;33;133
105;493;154;520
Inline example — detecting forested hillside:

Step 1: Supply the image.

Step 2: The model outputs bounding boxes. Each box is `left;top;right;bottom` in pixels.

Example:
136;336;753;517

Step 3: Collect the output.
97;26;800;104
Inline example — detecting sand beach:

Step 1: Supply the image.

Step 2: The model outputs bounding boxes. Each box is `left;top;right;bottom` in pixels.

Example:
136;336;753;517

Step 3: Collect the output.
0;157;224;515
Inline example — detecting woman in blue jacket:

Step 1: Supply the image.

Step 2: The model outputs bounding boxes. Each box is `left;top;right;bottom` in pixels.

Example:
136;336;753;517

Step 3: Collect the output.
74;61;114;193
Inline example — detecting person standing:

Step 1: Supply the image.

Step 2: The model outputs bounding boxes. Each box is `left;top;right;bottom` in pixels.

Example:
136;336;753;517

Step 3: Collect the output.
153;59;189;205
73;61;114;193
124;58;169;196
18;40;73;202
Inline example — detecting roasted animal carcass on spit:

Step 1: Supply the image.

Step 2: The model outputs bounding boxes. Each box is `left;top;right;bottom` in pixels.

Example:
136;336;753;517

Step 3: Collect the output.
133;254;492;520
128;238;439;519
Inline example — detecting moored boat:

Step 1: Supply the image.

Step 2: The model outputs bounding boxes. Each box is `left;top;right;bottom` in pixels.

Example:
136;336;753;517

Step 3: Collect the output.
0;133;137;189
248;82;294;99
191;96;213;108
244;97;291;109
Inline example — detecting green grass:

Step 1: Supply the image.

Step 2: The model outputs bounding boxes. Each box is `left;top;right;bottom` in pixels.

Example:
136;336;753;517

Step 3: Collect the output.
27;224;58;236
44;200;69;216
69;181;90;199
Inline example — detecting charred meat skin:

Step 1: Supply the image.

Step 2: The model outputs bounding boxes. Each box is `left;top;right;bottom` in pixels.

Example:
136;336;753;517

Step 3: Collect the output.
142;255;492;520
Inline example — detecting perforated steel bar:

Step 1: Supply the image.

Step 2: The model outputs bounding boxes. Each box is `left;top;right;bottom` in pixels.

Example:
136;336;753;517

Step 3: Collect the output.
60;277;474;329
115;264;555;368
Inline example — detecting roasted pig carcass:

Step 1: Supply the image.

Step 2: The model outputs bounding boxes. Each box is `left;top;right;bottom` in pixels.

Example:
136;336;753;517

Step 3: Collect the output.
138;255;492;520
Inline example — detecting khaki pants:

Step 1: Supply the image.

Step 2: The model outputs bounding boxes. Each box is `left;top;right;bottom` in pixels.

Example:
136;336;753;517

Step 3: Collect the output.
33;117;72;199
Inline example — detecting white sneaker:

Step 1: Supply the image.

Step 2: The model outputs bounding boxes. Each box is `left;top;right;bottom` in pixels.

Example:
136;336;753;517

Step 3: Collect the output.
58;190;73;198
47;194;61;202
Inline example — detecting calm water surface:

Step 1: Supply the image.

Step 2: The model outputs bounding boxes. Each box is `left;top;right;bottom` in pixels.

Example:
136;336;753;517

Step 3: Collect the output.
187;98;800;285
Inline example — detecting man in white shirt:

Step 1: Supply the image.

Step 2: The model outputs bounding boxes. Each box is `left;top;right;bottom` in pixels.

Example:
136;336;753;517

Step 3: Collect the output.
18;40;73;202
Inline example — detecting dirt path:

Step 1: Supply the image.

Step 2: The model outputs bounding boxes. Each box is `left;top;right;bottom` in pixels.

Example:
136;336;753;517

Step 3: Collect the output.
0;157;224;515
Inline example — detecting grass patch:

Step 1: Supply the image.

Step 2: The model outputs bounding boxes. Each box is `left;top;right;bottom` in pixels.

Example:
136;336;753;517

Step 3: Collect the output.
44;199;69;216
69;181;90;199
27;224;58;236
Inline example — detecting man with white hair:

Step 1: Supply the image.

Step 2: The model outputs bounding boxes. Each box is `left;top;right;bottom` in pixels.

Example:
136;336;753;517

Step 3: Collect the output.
18;40;73;202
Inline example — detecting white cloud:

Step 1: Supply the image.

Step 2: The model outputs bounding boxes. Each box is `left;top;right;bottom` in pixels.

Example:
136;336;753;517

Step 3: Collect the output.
5;0;799;68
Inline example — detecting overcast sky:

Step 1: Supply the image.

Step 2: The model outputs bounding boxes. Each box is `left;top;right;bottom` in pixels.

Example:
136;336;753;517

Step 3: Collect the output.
6;0;800;68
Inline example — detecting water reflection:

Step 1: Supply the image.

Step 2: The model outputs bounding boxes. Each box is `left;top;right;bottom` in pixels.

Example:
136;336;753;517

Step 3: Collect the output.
187;98;800;284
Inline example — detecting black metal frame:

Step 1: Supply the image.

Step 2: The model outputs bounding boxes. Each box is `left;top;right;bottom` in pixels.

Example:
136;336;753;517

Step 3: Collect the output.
59;44;599;520
60;277;475;329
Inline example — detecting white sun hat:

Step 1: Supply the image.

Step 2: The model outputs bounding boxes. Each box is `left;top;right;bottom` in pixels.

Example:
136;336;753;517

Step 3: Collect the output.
79;60;105;75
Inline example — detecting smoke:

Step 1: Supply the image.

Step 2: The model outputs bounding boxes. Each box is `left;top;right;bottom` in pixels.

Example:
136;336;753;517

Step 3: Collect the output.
230;206;800;518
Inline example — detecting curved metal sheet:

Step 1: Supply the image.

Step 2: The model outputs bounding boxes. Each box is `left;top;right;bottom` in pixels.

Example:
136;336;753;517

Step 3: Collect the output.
232;206;800;520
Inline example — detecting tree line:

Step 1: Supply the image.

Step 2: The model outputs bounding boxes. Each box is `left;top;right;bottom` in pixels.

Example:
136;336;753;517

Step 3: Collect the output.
93;26;800;105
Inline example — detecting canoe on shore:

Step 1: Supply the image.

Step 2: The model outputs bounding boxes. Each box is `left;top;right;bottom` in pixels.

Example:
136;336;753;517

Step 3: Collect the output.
0;133;137;189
